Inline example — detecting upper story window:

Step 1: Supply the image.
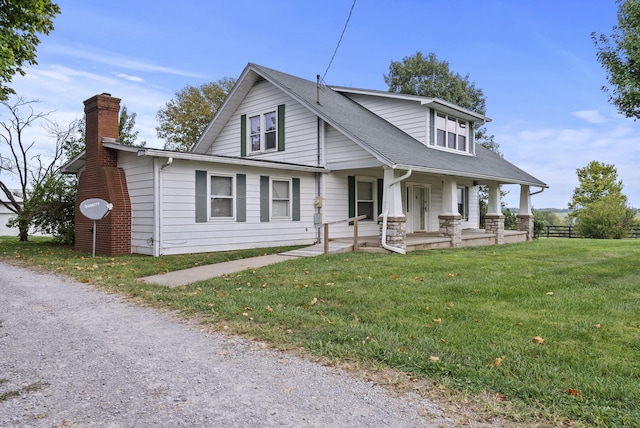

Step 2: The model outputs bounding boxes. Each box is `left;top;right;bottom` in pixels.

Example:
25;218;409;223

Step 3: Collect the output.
436;113;468;153
241;104;285;156
249;111;277;152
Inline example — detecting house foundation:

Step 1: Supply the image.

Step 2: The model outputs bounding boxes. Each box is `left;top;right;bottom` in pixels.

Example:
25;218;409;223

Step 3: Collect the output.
484;214;505;244
517;214;535;241
439;214;463;248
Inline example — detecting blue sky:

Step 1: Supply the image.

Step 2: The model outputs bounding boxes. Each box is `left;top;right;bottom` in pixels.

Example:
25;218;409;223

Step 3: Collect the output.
7;0;640;209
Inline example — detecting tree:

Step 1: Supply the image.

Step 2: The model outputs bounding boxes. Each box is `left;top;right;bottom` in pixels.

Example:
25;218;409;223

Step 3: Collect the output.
592;0;640;119
156;78;235;152
569;160;636;239
0;97;71;241
384;51;486;114
0;0;61;101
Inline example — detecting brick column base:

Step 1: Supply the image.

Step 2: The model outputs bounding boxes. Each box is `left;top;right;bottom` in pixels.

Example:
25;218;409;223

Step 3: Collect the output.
485;214;505;245
379;216;406;251
439;214;463;248
517;214;535;241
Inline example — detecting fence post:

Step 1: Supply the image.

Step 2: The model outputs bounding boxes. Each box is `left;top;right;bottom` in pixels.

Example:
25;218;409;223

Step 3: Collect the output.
324;223;329;254
353;217;359;251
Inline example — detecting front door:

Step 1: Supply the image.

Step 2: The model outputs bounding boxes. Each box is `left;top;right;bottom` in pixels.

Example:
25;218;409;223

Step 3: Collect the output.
409;185;430;232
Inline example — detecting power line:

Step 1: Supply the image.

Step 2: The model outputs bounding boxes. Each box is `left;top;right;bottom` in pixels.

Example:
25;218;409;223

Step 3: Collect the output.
322;0;357;81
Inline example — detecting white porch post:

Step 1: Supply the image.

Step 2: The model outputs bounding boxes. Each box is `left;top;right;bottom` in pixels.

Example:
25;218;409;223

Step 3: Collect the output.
517;184;535;241
379;168;406;251
441;176;458;215
439;177;462;247
484;181;504;244
518;185;532;215
487;182;502;215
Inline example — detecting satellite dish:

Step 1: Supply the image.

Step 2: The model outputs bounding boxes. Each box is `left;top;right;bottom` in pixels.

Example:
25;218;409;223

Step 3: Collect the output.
80;198;113;220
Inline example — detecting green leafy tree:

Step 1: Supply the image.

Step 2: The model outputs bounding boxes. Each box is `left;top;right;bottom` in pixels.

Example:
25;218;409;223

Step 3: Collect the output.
0;0;61;101
575;194;636;239
156;78;235;152
385;51;486;114
569;161;636;239
592;0;640;119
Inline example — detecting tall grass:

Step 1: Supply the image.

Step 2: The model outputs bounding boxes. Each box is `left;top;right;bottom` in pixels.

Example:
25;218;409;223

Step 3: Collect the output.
1;237;638;426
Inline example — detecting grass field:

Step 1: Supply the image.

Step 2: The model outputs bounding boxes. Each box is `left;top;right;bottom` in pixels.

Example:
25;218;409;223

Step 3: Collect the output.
1;237;639;427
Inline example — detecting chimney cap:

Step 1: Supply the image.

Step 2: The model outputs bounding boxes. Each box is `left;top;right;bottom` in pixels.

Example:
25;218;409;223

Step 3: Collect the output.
101;92;111;97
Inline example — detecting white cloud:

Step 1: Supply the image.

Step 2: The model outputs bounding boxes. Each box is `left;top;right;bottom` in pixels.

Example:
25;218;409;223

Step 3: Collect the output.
572;110;605;124
114;73;145;83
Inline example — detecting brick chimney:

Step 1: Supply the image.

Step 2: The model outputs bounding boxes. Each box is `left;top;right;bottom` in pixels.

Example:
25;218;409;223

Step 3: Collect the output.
74;93;132;256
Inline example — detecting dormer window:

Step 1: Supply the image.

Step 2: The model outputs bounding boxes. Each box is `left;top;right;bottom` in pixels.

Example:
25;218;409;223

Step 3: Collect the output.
436;113;468;152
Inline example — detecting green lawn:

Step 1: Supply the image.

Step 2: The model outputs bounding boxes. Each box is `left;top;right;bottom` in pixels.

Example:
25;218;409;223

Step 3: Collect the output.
1;237;639;427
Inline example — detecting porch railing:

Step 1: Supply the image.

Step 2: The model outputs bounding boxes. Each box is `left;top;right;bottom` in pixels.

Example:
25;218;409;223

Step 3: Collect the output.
322;215;367;254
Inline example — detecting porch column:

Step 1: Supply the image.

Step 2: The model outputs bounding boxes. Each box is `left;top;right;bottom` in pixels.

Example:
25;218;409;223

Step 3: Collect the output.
517;184;535;241
484;181;505;245
379;168;406;251
438;177;462;248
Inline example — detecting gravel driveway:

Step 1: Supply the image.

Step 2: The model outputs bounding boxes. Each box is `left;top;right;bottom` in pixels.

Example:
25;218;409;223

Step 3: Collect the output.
0;261;458;427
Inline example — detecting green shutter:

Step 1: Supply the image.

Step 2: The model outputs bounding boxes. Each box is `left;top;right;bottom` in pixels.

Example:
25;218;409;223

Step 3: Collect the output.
277;104;285;152
348;176;355;225
236;174;246;222
377;178;383;217
292;178;300;221
260;175;269;222
429;108;435;146
240;114;246;157
195;170;207;223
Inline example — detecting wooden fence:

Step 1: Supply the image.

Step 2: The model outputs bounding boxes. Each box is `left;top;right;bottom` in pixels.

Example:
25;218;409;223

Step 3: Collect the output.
541;225;640;239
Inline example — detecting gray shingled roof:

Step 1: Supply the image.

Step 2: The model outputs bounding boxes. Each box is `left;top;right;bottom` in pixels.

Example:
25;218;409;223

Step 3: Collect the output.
210;63;547;188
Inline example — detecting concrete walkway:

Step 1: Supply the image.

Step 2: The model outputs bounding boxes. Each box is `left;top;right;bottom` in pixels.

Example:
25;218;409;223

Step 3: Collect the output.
138;241;355;287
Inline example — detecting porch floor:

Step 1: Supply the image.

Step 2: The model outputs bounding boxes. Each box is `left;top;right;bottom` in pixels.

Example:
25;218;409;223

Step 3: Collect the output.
332;229;528;253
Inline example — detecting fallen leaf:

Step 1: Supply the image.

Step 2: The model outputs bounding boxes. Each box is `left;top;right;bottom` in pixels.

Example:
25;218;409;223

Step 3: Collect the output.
546;291;554;296
494;393;508;401
433;318;442;324
594;323;602;328
399;346;406;352
564;388;582;398
353;315;360;326
429;356;440;362
492;357;504;367
310;297;318;305
390;274;398;280
439;338;447;344
265;305;273;312
448;273;454;277
533;336;545;344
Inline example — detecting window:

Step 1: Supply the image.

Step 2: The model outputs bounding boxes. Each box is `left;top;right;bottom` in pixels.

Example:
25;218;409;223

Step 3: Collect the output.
248;111;277;153
356;179;375;220
210;175;234;219
435;113;468;152
457;186;469;221
271;179;291;219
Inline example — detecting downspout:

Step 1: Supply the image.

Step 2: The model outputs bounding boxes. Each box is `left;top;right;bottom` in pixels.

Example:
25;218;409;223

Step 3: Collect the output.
381;169;412;254
156;157;173;255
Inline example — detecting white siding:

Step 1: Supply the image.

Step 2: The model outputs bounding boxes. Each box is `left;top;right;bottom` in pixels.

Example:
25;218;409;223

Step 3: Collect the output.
345;93;427;144
118;152;155;255
157;159;318;255
210;80;320;166
324;125;378;168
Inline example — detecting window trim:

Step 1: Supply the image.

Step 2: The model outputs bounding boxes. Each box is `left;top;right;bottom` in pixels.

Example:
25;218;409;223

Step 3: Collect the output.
355;176;377;222
246;110;279;154
270;177;292;220
209;173;236;221
435;112;470;153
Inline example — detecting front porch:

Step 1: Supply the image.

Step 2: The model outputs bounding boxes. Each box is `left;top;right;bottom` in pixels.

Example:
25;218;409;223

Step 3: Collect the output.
333;229;528;253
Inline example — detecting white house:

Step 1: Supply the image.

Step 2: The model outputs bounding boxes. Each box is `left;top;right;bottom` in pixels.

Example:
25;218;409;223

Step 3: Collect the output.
62;63;546;257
